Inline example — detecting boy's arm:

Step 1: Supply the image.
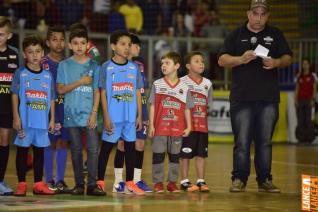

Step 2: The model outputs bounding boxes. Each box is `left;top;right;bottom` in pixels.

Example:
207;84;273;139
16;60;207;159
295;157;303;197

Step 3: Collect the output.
12;93;21;130
148;104;155;138
49;99;55;133
183;108;192;137
87;88;100;129
136;89;142;131
100;89;113;134
57;75;92;94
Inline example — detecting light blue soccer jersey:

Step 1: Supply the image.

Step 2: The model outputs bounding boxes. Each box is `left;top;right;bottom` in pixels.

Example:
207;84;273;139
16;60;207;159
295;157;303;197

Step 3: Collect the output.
10;66;55;129
99;59;143;123
57;57;99;127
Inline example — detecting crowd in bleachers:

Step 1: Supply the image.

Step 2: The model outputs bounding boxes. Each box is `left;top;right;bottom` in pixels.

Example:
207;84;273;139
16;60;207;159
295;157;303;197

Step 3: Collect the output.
0;0;227;38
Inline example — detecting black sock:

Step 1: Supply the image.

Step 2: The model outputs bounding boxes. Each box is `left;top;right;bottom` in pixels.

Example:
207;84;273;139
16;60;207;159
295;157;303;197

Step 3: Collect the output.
124;141;135;181
0;146;9;182
97;142;114;180
16;147;28;182
114;149;125;168
135;150;144;169
33;146;44;183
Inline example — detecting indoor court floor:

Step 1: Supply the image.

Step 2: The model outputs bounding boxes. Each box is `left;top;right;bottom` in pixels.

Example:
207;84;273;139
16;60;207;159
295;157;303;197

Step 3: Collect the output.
1;143;317;211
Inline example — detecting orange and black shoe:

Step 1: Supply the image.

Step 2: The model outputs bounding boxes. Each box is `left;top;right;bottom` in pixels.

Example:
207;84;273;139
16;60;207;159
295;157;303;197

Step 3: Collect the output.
14;182;27;196
196;181;210;192
125;181;145;195
33;181;55;195
180;181;199;192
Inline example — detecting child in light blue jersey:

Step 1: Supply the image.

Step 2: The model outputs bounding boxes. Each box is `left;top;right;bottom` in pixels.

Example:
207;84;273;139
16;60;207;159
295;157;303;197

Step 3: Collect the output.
11;34;55;196
56;23;105;196
97;30;144;195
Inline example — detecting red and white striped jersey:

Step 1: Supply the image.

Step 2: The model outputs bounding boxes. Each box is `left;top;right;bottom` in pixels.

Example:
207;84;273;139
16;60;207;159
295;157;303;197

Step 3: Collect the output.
181;75;212;132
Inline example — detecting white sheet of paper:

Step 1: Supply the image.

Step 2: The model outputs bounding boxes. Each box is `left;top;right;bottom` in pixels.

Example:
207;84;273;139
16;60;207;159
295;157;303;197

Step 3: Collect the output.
254;44;270;59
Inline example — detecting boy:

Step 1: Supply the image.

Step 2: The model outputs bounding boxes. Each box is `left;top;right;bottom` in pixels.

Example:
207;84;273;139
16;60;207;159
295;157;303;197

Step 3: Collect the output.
0;16;19;196
42;25;71;193
11;34;55;196
113;33;152;193
180;51;212;192
97;30;144;195
148;51;193;193
56;24;105;196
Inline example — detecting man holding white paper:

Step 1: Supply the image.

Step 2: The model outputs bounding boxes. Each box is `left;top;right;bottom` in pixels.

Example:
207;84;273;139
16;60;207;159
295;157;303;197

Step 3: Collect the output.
218;0;292;193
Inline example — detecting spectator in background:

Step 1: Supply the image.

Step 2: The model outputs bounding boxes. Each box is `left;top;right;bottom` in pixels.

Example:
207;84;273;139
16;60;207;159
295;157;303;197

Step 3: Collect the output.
175;0;193;36
55;0;84;29
82;0;110;33
295;58;317;144
108;1;126;33
160;0;177;32
193;0;210;37
119;0;143;33
138;0;162;35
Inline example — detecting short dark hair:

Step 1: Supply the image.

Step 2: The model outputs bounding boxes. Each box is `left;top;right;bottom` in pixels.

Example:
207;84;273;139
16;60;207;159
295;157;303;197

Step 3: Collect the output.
0;16;12;30
161;51;182;65
69;23;88;42
46;25;65;40
23;34;44;51
110;30;131;44
130;33;140;45
184;51;205;64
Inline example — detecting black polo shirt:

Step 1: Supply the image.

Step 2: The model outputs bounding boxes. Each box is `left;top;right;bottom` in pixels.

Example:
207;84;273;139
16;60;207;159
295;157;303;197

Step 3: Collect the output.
0;45;19;115
219;22;292;102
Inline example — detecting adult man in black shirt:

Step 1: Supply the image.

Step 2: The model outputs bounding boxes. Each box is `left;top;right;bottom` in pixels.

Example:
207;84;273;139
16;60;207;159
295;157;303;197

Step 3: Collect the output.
218;0;292;193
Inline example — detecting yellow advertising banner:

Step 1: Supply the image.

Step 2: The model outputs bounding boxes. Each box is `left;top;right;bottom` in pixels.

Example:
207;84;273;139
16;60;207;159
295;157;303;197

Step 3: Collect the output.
208;91;288;143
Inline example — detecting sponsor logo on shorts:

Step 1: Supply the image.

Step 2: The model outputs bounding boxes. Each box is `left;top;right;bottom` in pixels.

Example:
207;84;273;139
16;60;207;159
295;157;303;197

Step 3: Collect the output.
8;63;17;69
9;55;17;59
182;147;192;153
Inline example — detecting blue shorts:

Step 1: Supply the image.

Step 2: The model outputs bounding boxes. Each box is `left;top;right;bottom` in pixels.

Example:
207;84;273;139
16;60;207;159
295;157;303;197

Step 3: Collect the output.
136;122;148;140
102;122;136;143
14;128;50;147
48;126;70;142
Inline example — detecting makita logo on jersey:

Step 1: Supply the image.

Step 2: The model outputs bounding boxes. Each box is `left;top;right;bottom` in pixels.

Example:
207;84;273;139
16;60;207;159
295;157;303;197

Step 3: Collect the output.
25;90;47;99
162;97;181;109
112;83;134;91
0;73;13;82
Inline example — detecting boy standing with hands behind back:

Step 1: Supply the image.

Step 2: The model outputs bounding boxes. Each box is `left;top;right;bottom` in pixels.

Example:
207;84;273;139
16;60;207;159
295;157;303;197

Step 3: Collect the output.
148;51;193;193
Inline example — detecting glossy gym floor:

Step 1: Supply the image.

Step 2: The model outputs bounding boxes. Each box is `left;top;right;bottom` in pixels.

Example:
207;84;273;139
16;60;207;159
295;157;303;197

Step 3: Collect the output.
1;143;316;211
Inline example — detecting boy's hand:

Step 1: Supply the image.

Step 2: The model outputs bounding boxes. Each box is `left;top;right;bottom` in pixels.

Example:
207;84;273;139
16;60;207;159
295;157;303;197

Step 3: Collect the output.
183;127;191;137
48;119;55;134
135;116;142;131
80;76;92;85
87;112;97;129
104;119;114;135
13;116;22;130
148;125;155;138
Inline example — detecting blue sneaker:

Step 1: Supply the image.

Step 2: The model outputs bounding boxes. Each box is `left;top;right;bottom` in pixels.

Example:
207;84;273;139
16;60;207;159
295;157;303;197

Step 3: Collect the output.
136;180;152;193
0;181;13;196
112;182;125;193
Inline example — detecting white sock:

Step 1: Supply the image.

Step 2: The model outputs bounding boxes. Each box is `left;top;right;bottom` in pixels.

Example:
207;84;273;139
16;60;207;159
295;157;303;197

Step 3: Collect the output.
197;179;205;183
180;179;190;184
133;168;142;183
114;168;123;184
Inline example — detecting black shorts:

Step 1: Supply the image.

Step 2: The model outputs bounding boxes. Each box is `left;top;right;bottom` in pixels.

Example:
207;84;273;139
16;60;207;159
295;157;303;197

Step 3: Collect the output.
0;114;13;129
180;131;208;159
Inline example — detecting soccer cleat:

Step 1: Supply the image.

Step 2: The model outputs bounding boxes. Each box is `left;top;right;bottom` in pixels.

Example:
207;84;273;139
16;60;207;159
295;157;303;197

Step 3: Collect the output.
154;182;164;193
112;182;125;193
55;180;71;194
229;179;246;192
33;181;55;195
125;181;145;195
196;181;210;192
180;181;199;192
167;182;180;193
14;182;27;196
46;180;57;191
0;181;13;196
258;180;280;193
136;180;152;193
96;180;105;191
